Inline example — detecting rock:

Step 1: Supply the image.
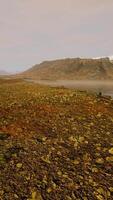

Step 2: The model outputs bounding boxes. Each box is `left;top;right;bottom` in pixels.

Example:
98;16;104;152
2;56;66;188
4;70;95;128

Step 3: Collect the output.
51;181;57;189
96;147;101;151
28;190;43;200
92;167;98;173
95;158;104;164
96;194;104;200
14;194;19;198
69;136;77;142
36;136;47;143
0;132;10;140
41;155;51;164
97;113;102;117
108;147;113;155
66;196;72;200
4;146;24;161
106;156;113;162
0;154;6;164
97;187;105;195
47;188;52;193
0;190;4;196
16;163;22;168
78;136;84;143
73;159;80;165
57;170;62;176
109;187;113;192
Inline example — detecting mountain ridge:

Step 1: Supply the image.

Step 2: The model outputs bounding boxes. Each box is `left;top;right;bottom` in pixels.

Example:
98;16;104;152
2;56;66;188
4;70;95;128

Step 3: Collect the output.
19;57;113;80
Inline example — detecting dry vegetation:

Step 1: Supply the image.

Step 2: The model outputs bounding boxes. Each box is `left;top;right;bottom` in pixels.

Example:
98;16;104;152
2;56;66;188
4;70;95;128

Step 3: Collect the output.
0;79;113;200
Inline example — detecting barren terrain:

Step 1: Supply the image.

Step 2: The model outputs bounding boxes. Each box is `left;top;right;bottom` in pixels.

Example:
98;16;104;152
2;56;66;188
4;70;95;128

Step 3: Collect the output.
0;79;113;200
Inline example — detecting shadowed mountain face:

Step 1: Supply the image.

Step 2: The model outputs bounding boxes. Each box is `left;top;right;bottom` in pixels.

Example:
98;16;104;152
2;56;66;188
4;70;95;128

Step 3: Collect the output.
19;57;113;80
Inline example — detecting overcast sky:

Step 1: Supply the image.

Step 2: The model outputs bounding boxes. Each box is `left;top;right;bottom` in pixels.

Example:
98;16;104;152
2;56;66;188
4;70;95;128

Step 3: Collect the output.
0;0;113;72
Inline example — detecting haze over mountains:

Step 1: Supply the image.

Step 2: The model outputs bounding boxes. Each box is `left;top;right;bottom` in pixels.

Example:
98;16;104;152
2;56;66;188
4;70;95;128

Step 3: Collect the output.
19;57;113;80
0;70;10;76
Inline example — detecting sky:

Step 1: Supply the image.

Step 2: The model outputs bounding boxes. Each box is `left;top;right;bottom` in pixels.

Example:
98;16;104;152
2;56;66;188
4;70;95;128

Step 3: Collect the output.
0;0;113;73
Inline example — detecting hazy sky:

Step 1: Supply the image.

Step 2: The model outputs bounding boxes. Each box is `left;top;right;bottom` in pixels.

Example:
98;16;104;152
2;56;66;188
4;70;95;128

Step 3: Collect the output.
0;0;113;72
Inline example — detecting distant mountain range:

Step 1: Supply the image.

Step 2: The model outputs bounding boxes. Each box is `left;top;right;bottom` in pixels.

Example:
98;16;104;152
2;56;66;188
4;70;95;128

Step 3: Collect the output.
0;70;9;76
19;57;113;80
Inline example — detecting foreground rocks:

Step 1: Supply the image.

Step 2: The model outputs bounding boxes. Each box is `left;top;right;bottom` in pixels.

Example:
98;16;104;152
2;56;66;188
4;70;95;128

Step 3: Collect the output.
0;79;113;199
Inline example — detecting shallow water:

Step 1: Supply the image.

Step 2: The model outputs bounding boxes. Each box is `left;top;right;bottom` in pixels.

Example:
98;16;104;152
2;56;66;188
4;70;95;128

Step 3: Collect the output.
26;80;113;97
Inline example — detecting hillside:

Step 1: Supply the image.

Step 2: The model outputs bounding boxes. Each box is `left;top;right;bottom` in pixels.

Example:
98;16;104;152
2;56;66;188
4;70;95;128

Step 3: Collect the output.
19;57;113;80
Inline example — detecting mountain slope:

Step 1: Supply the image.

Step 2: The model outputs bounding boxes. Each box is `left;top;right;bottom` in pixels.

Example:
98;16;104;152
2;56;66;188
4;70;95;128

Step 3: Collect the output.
20;57;113;80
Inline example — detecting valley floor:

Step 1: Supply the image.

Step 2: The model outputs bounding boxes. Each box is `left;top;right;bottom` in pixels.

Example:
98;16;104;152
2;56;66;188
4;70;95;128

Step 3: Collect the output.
0;79;113;200
24;79;113;98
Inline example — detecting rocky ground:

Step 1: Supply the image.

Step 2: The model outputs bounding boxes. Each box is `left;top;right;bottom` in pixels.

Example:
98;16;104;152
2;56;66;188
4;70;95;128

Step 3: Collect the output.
0;79;113;200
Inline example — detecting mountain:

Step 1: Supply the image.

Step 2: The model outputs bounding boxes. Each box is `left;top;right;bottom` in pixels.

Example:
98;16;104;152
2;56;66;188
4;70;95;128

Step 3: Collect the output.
109;56;113;63
109;55;113;60
93;55;113;63
19;57;113;80
0;70;9;76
